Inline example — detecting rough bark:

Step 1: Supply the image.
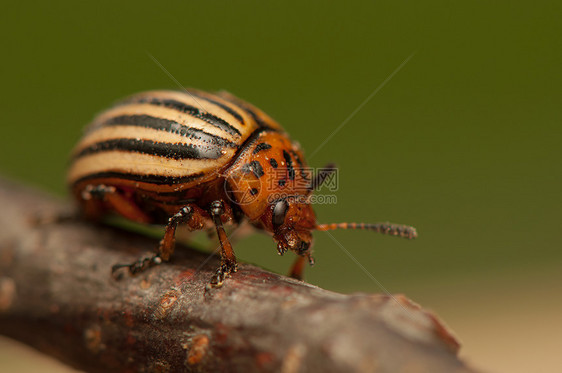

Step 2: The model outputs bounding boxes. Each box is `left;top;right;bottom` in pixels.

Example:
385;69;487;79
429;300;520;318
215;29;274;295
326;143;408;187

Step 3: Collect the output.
0;177;478;373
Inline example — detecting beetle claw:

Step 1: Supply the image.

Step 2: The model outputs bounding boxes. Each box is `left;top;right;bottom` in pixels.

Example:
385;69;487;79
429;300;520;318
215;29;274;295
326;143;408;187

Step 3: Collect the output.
111;254;162;277
307;254;315;266
277;243;288;256
207;262;237;289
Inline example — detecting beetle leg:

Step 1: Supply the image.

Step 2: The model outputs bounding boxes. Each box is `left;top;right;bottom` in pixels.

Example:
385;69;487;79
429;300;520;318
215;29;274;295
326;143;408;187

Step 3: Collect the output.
288;252;315;280
82;184;151;223
112;206;195;276
289;256;306;280
158;206;195;261
207;200;237;288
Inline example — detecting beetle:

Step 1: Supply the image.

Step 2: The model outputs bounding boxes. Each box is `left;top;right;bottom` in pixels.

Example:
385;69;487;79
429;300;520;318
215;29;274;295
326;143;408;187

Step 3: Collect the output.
68;89;417;287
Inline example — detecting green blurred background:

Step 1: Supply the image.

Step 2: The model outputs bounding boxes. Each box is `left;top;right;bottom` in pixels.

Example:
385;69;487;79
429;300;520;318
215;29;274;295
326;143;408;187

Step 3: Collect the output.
1;1;561;372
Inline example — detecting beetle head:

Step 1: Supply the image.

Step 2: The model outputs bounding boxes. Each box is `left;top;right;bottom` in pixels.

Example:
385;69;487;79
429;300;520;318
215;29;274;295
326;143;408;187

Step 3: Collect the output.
261;196;317;259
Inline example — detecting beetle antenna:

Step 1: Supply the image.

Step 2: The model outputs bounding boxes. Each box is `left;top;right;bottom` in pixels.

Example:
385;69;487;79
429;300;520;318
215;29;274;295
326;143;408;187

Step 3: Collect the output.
315;222;417;239
308;163;337;192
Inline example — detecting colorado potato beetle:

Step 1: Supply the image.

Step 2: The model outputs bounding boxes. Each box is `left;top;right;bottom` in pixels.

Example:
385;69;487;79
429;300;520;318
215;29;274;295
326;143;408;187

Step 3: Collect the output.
68;89;417;287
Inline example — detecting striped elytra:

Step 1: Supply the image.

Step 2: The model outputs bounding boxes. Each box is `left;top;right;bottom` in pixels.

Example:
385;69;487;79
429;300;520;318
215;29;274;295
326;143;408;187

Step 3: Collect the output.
68;89;417;288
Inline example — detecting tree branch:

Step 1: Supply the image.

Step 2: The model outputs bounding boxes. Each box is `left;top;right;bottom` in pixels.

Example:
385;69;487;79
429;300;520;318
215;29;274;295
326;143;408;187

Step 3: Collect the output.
0;177;479;373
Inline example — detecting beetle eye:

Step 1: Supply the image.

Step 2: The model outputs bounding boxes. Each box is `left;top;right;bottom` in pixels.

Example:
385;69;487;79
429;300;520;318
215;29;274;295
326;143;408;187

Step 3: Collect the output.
272;200;289;229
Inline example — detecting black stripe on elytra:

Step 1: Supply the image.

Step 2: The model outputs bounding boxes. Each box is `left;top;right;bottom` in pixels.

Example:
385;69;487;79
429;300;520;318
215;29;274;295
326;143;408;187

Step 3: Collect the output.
269;158;278;168
229;127;278;164
131;97;242;137
187;92;245;124
241;160;265;178
220;96;276;129
240;105;268;128
73;171;206;186
99;114;238;148
253;142;272;154
283;150;295;180
74;138;223;160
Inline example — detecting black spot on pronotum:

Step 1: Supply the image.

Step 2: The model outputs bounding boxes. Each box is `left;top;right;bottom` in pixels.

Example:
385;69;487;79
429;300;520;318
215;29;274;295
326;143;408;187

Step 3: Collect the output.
269;158;278;168
253;142;272;154
291;150;309;180
283;150;295;180
291;150;303;168
242;161;265;178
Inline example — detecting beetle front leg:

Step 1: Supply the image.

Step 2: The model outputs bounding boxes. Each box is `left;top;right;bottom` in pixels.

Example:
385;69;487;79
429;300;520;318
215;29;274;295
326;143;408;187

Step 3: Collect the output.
289;256;306;280
207;200;237;288
112;206;195;276
288;252;315;281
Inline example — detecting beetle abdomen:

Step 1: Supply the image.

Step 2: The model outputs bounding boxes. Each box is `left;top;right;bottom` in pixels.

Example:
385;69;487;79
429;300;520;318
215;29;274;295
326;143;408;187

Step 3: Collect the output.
68;90;280;193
